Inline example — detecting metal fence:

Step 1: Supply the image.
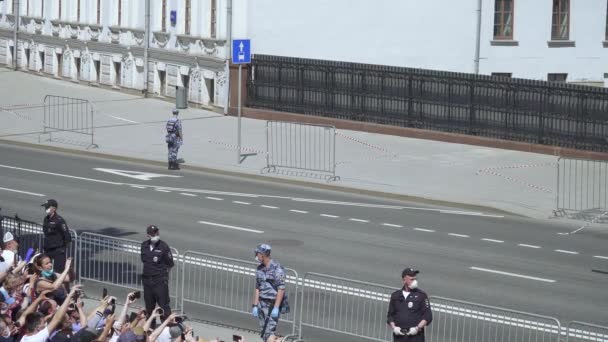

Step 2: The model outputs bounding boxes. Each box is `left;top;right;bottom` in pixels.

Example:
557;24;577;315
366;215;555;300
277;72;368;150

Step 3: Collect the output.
566;321;608;342
428;296;561;342
78;232;180;309
43;95;98;149
263;121;339;181
248;54;608;152
556;157;608;220
180;251;300;335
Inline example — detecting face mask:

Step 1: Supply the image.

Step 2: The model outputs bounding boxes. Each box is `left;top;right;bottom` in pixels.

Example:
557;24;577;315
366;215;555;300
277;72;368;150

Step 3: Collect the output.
41;269;54;278
45;208;52;215
409;279;418;290
150;236;160;243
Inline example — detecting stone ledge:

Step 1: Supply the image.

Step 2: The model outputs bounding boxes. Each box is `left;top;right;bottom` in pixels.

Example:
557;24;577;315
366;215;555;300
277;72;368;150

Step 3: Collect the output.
490;40;519;46
547;40;575;48
236;106;608;161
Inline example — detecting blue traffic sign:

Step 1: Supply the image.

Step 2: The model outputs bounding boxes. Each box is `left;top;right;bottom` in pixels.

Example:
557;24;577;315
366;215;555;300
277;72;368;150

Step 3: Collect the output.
232;39;251;64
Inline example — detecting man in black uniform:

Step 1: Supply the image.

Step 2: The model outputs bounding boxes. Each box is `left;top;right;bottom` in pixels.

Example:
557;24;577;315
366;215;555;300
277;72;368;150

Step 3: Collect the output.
387;268;432;342
140;225;174;324
41;199;72;273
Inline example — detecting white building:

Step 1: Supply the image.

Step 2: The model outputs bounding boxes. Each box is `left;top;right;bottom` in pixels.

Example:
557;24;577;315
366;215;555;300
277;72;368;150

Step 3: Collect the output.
1;0;607;103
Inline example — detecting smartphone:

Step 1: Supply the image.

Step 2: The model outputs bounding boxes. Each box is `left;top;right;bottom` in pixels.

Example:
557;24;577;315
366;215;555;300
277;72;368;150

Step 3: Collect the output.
102;288;108;299
129;291;141;301
155;308;164;316
174;315;188;323
232;335;243;342
110;297;116;305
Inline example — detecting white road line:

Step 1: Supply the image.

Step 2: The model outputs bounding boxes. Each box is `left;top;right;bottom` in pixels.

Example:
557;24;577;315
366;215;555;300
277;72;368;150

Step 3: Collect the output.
206;197;224;201
414;228;435;232
289;210;308;214
107;114;139;124
320;214;339;218
155;189;171;193
130;185;146;189
448;233;470;238
440;210;505;218
555;249;579;255
180;193;197;197
518;244;541;249
0;187;45;197
470;267;556;283
481;238;504;243
198;220;264;234
349;218;369;223
261;205;278;209
381;223;402;228
0;164;123;185
594;255;608;260
233;201;251;205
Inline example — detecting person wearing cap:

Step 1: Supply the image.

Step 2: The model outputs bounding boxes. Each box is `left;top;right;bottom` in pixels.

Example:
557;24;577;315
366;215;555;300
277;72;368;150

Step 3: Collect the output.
165;109;183;170
0;232;21;274
41;199;72;273
251;244;290;342
387;268;432;341
140;225;174;323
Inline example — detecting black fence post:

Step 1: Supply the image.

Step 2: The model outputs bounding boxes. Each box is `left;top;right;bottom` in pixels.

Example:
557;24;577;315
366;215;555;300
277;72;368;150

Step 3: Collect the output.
538;90;546;144
407;72;413;126
469;79;476;135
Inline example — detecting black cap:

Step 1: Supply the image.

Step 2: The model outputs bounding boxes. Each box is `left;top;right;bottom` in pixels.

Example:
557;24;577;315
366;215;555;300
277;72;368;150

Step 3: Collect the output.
146;225;159;235
402;267;419;278
41;199;58;209
172;109;179;115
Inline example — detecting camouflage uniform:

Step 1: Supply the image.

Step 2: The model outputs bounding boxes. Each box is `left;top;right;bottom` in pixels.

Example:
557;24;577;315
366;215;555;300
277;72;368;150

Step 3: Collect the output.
165;111;182;170
254;251;289;341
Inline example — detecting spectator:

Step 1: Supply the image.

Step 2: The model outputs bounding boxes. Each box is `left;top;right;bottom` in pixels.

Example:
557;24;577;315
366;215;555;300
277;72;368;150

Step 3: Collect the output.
0;233;20;274
33;256;72;305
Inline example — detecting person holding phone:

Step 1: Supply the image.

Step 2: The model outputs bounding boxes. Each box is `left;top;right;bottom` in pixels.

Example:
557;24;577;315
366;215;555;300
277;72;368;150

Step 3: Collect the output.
140;225;174;326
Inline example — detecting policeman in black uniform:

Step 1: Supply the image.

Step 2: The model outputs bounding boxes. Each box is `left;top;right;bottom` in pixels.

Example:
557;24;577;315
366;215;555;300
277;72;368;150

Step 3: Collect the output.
386;268;433;342
41;199;72;273
140;225;174;323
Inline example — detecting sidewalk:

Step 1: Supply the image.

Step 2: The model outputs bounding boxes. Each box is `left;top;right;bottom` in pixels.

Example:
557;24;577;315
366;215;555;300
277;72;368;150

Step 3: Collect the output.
0;69;560;219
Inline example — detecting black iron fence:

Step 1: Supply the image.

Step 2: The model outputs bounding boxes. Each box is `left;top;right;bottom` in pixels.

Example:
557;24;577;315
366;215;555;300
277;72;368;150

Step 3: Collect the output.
247;55;608;152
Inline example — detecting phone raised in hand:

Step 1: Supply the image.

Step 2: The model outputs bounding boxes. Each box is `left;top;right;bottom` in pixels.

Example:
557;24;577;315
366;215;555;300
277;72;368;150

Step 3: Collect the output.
155;308;164;316
232;335;243;342
102;288;108;299
129;291;141;301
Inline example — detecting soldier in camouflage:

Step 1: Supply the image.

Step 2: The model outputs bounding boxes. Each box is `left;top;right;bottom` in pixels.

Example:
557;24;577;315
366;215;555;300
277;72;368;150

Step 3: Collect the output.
165;109;183;170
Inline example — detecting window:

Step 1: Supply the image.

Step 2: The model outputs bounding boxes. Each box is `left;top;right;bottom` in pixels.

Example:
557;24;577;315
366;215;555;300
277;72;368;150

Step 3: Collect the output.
117;0;122;26
605;2;608;41
41;0;44;18
97;0;101;24
494;0;514;40
58;0;62;20
77;0;80;22
210;0;217;38
548;73;568;82
26;0;30;16
185;0;191;35
551;0;569;40
161;0;166;32
491;73;512;78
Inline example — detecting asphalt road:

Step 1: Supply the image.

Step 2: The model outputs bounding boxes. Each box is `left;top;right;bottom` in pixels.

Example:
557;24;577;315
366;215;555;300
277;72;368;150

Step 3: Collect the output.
1;143;607;340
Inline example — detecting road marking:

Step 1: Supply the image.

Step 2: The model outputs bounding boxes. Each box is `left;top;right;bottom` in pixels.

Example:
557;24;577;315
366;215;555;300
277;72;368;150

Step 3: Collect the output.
349;218;369;223
555;249;578;255
0;164;123;185
233;201;251;205
481;238;504;243
470;267;556;283
594;255;608;260
261;205;279;209
206;197;224;201
94;168;182;181
440;210;505;218
518;244;541;249
414;228;435;232
130;185;146;189
448;233;470;238
320;214;339;218
180;193;197;197
0;186;45;197
155;189;171;193
198;220;264;234
289;210;308;214
381;223;402;228
107;114;139;124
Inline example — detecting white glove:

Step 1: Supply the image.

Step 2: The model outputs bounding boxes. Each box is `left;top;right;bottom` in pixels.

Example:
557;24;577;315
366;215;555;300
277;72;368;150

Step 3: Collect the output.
407;327;419;336
393;327;405;335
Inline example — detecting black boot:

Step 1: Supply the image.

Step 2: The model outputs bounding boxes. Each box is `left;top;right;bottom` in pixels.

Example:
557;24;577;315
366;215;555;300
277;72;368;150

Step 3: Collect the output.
174;161;180;170
168;161;173;170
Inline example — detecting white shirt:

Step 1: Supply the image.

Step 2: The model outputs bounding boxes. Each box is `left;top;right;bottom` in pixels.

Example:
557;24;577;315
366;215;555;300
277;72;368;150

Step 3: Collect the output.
0;250;16;273
156;327;174;342
402;290;410;300
21;327;50;342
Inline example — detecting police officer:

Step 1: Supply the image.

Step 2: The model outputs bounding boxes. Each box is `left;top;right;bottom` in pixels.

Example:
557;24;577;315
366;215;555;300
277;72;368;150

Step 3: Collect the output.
251;244;290;342
140;225;174;324
41;199;72;273
387;268;432;342
165;109;183;170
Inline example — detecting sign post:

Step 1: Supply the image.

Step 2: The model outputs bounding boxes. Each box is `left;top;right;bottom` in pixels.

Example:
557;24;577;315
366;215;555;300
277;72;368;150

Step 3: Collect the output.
232;39;251;164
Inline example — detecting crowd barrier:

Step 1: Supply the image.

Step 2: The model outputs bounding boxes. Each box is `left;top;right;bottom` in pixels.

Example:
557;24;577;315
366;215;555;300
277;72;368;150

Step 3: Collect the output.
556;157;608;218
42;95;98;149
1;214;606;342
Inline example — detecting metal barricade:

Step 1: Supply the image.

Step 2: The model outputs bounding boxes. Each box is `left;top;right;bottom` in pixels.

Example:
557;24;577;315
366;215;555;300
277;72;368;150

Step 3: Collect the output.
263;121;339;181
298;272;394;341
78;232;180;309
43;95;98;149
180;251;299;335
428;296;561;342
556;157;608;219
566;321;608;342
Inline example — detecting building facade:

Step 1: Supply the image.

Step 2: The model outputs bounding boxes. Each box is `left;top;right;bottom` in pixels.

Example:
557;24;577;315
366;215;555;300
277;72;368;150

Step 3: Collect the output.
0;0;248;107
